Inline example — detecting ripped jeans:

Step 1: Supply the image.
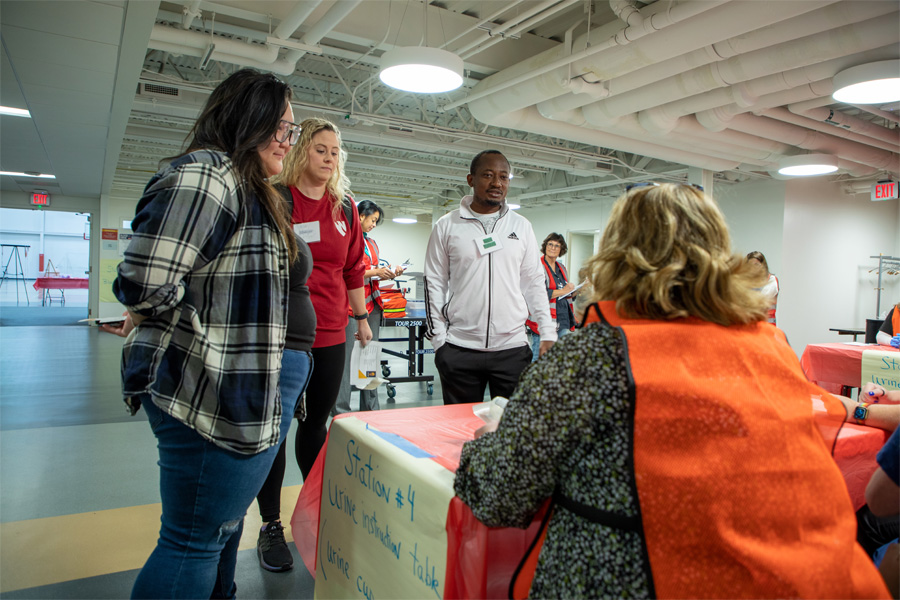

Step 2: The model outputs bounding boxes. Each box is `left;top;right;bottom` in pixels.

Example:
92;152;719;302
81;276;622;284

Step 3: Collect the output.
132;354;303;599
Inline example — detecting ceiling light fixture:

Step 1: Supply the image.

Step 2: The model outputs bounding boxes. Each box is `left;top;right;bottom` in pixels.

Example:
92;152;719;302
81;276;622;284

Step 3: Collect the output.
379;0;463;94
777;154;839;177
0;106;31;118
506;203;520;210
380;47;464;94
832;60;900;104
392;214;418;224
0;171;56;178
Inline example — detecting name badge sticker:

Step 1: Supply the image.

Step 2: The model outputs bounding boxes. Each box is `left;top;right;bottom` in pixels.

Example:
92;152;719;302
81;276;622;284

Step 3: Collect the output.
293;221;321;243
475;234;503;256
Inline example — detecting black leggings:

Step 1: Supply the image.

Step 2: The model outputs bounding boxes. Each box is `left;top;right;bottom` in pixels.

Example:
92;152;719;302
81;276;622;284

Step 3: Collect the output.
295;343;345;478
256;343;345;522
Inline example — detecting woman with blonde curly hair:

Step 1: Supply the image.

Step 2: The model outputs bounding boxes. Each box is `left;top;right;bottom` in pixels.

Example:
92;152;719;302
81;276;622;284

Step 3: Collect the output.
253;117;372;573
454;183;887;599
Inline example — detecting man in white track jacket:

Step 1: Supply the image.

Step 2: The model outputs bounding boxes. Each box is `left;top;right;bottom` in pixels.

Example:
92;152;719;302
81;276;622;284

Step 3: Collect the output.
424;150;556;404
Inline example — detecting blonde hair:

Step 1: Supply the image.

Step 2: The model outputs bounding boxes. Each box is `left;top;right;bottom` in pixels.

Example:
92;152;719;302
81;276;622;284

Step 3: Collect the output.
584;183;768;326
277;117;351;217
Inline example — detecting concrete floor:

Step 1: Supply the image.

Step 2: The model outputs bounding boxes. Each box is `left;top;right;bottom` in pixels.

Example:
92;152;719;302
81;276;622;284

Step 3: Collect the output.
0;283;444;599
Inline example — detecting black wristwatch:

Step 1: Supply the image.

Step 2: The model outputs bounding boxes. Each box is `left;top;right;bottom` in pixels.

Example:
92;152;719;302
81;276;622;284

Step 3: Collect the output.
353;312;369;321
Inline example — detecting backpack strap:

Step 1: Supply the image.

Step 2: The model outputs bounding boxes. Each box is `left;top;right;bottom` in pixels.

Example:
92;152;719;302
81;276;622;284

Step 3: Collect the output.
341;195;353;223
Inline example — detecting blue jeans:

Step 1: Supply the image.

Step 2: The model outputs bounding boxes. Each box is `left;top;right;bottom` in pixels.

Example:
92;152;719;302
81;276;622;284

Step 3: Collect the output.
530;327;569;361
132;349;311;599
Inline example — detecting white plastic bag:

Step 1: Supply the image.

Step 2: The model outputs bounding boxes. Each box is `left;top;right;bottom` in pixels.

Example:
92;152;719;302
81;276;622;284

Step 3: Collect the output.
350;340;387;390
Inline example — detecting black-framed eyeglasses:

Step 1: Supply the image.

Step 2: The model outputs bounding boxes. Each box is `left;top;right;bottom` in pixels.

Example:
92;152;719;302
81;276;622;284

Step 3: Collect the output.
275;120;302;146
625;181;704;192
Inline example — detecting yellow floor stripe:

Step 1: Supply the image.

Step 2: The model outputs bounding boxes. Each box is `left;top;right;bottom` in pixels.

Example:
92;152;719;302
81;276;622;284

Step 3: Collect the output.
0;485;303;593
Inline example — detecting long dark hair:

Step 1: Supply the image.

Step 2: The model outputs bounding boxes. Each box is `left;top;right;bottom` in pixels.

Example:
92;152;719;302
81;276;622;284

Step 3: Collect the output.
357;200;384;225
180;69;297;261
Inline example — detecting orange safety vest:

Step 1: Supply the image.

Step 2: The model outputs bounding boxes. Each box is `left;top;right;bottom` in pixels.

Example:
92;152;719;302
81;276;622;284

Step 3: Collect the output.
893;303;900;335
512;301;888;599
526;257;573;335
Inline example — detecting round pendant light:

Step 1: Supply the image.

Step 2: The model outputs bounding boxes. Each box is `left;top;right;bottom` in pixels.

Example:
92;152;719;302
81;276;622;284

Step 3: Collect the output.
777;154;839;177
380;47;464;94
392;214;418;224
832;60;900;104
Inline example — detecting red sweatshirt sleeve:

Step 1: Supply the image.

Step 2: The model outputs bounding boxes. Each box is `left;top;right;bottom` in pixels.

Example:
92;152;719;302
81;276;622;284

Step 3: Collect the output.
343;199;365;291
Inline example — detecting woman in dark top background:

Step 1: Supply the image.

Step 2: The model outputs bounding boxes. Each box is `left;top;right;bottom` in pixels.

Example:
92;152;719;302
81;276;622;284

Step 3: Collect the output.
254;233;316;572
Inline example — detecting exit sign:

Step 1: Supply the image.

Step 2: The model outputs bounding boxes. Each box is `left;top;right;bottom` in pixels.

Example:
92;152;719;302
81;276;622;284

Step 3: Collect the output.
871;181;899;201
30;191;50;206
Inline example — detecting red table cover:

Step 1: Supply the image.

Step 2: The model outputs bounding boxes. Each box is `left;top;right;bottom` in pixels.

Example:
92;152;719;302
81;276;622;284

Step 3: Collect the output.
291;403;886;599
32;277;89;290
800;342;899;394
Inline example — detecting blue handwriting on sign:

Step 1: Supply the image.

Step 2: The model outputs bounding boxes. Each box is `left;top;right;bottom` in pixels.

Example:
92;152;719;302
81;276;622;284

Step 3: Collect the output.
345;439;392;504
357;575;375;600
409;542;442;599
362;509;402;559
325;538;351;580
394;484;416;521
880;356;900;370
327;478;358;525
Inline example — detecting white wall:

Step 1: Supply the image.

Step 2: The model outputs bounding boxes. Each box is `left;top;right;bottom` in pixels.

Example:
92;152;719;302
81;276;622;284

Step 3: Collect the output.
781;179;899;356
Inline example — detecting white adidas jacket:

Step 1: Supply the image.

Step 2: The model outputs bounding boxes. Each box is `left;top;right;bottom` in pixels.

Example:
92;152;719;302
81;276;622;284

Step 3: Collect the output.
423;195;556;351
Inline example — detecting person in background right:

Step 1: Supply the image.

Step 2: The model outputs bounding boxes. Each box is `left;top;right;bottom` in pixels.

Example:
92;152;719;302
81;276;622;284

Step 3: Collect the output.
876;302;900;348
454;182;889;599
746;250;778;325
526;233;576;362
867;427;900;598
334;199;403;414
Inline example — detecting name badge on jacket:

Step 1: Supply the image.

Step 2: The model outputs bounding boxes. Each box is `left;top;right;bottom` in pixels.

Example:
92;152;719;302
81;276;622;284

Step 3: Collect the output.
293;221;321;243
475;234;503;256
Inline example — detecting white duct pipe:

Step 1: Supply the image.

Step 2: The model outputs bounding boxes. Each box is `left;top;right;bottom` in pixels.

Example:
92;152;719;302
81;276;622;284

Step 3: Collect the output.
726;114;900;172
633;46;898;134
439;1;526;51
455;0;576;58
149;0;358;76
181;0;201;29
775;106;900;150
851;104;900;125
445;0;727;114
462;0;582;59
609;0;644;27
695;80;836;130
587;14;898;127
538;0;869;118
491;106;741;171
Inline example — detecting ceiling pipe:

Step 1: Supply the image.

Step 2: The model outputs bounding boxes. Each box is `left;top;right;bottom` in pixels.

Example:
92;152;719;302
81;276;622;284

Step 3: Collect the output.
776;106;900;149
851;104;900;125
585;15;898;127
180;0;201;29
489;106;741;172
148;0;360;76
439;1;526;51
459;0;582;59
725;113;900;173
609;0;644;27
537;0;874;118
442;0;728;113
632;45;898;134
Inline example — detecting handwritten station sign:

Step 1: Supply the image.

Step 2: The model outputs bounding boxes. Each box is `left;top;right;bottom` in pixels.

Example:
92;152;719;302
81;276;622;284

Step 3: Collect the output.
861;349;900;391
315;417;456;599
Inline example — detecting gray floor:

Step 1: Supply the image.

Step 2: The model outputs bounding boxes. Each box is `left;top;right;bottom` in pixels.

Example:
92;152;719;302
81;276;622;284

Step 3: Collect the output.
0;294;443;599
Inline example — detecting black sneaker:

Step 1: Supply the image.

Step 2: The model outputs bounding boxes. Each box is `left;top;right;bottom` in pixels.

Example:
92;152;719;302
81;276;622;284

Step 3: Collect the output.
257;521;293;572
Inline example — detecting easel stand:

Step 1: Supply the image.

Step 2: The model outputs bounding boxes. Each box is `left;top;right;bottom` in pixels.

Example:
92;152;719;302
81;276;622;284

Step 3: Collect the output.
0;244;30;305
40;259;64;306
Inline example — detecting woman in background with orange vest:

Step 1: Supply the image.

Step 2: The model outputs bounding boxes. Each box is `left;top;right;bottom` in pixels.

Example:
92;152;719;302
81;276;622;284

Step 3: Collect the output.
334;200;402;414
876;302;900;348
526;233;576;361
455;183;888;599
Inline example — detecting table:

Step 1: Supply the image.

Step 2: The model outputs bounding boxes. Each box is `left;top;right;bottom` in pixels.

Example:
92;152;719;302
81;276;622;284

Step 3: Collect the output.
800;342;900;396
829;327;866;342
290;404;883;599
379;308;435;400
32;277;89;306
